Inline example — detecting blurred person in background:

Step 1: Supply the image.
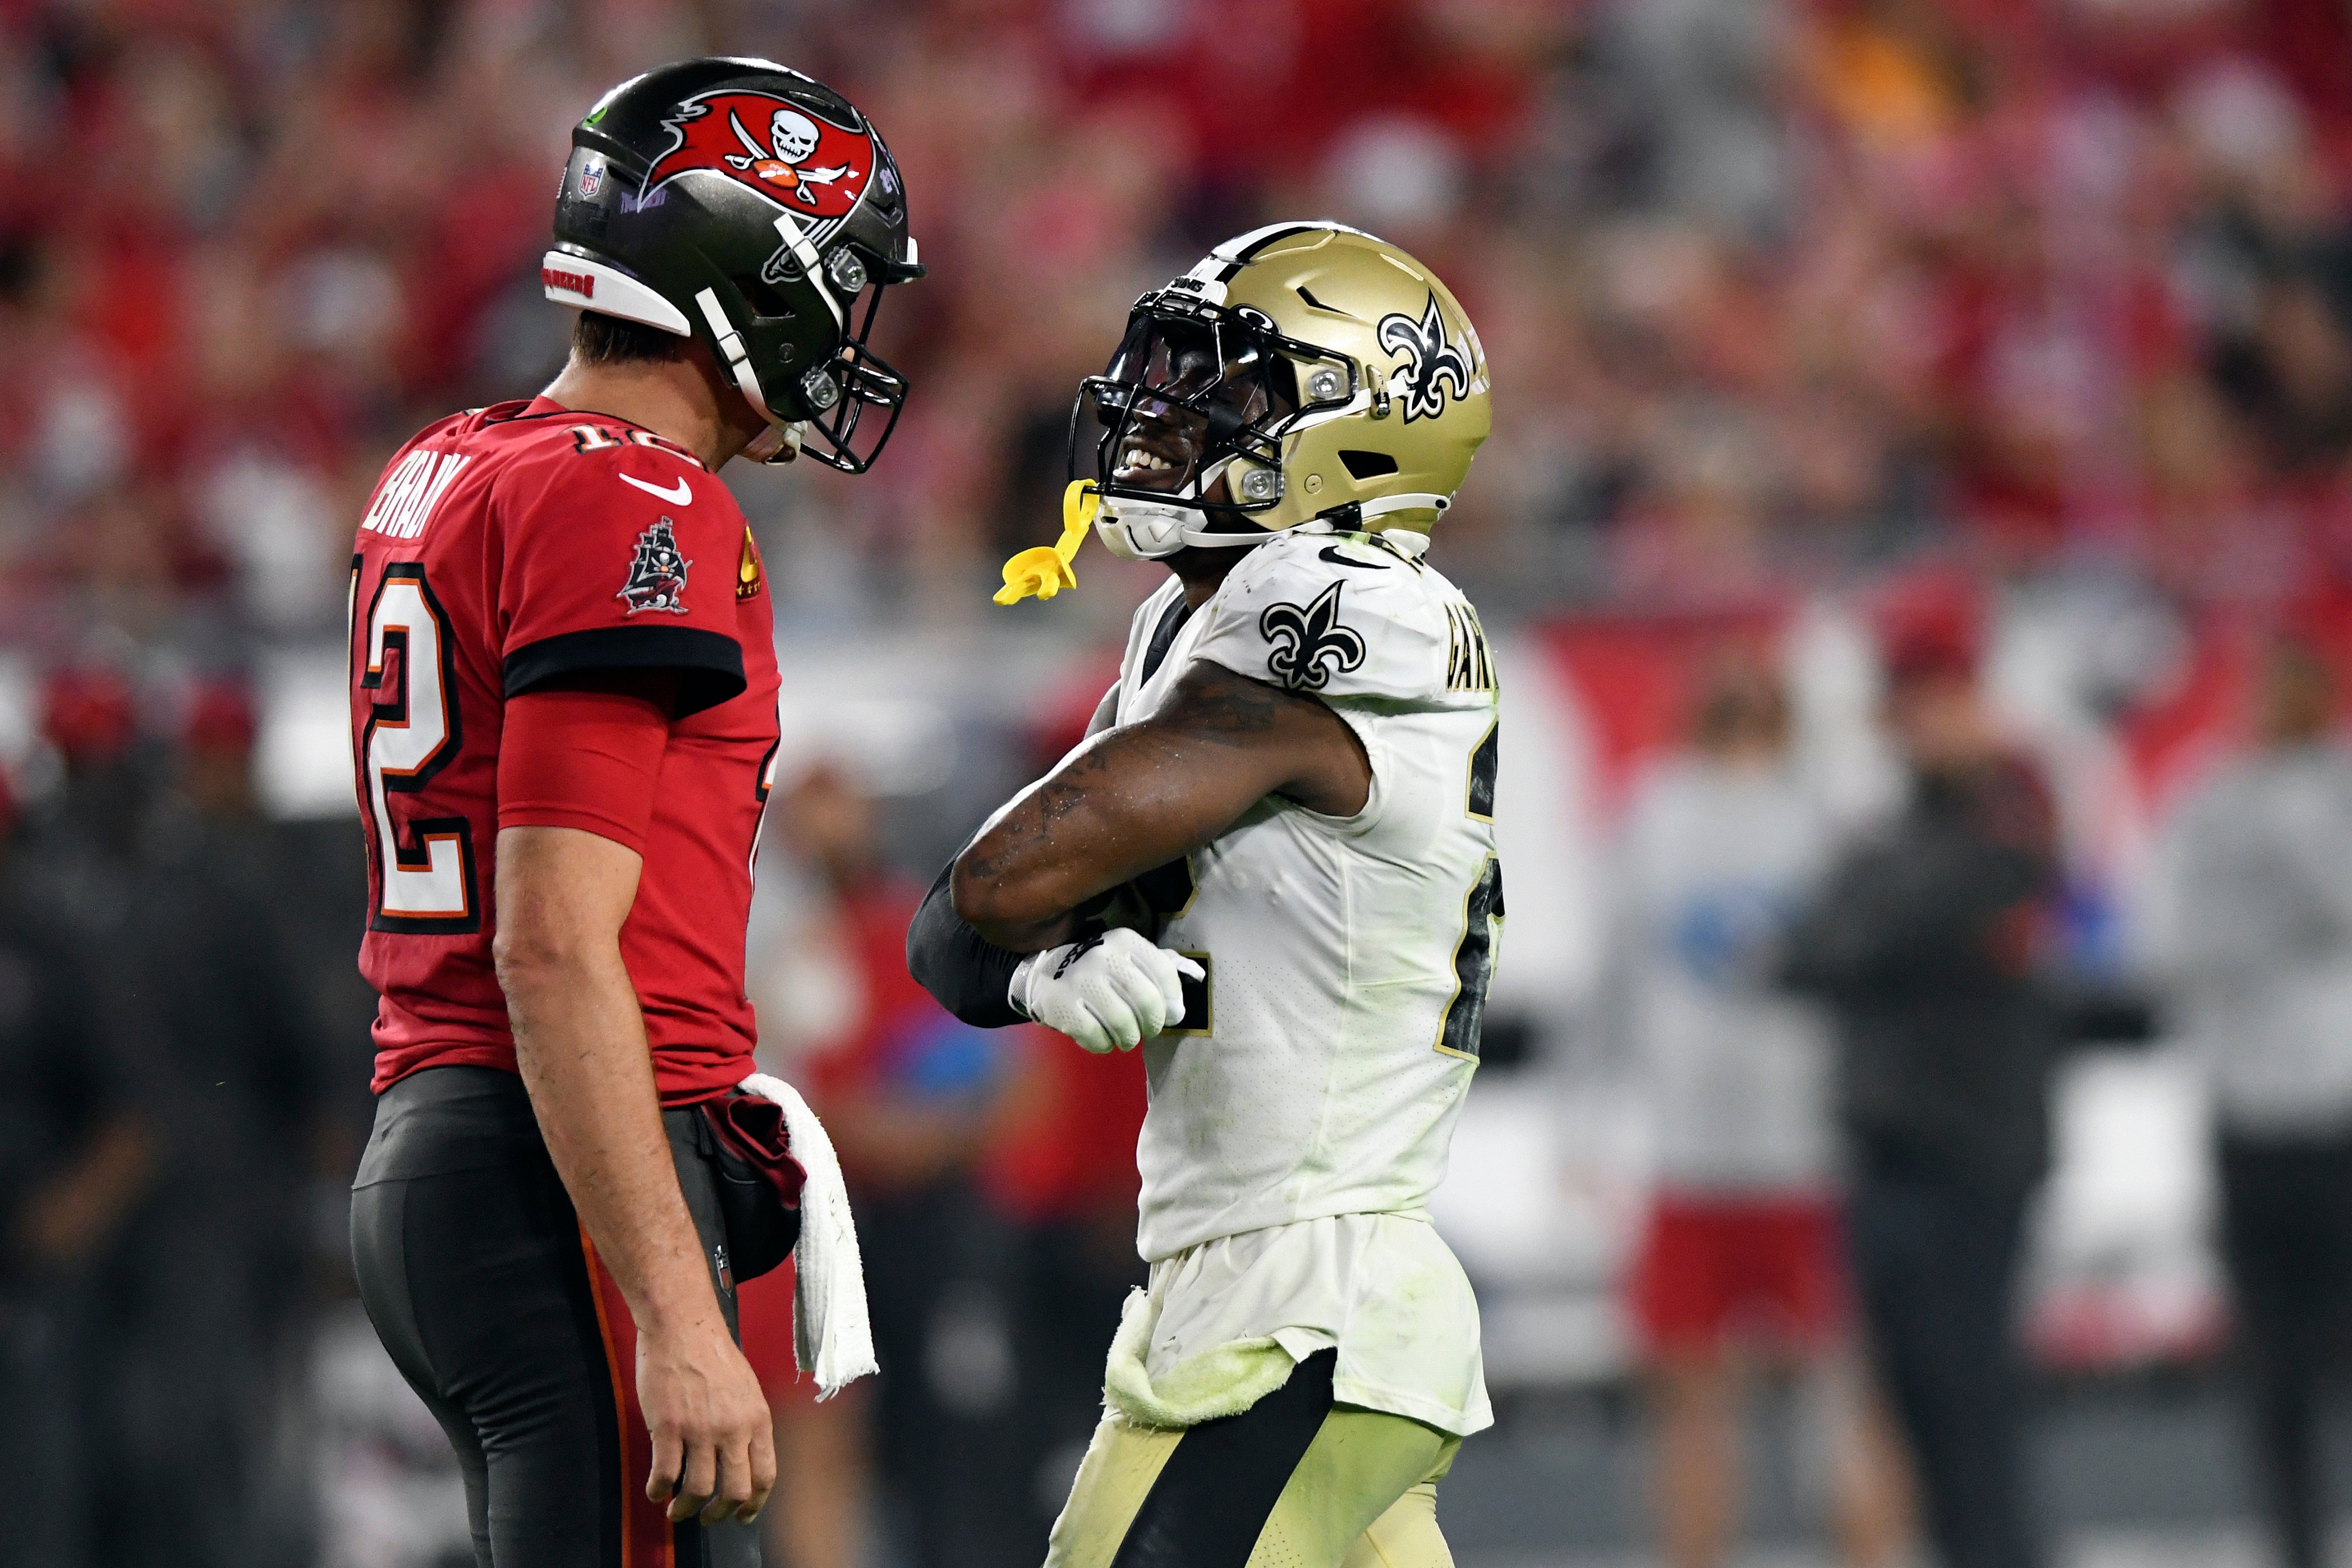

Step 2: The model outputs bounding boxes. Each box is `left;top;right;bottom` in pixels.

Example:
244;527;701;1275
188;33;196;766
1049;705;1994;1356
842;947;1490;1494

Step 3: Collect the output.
2158;628;2352;1568
27;668;147;868
753;763;1030;1568
87;678;334;1568
1782;587;2061;1568
12;666;151;936
3;665;179;1561
1614;654;1911;1568
0;769;152;1568
978;1028;1151;1548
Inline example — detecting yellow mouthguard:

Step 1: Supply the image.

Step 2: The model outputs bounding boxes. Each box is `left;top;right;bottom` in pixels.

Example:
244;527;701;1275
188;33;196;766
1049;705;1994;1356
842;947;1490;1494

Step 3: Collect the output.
995;481;1101;605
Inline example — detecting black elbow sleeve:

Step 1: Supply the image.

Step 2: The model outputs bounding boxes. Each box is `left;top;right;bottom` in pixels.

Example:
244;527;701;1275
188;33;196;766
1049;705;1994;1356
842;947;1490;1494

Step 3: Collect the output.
906;861;1026;1028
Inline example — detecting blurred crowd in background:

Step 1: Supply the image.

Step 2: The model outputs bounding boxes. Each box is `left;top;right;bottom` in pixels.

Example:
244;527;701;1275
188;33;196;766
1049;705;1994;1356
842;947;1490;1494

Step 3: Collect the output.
4;0;2352;1565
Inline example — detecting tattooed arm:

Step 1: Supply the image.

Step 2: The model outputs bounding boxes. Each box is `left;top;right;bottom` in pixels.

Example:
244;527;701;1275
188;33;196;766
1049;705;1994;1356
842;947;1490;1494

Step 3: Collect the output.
950;661;1371;950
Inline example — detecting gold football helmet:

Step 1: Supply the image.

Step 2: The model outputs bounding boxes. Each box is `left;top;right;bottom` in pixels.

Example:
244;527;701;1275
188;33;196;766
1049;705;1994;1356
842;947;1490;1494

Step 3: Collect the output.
1079;221;1492;561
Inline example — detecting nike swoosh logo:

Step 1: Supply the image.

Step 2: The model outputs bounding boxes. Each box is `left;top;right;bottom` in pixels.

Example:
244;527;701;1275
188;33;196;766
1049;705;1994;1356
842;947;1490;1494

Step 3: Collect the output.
619;473;692;505
1318;545;1388;570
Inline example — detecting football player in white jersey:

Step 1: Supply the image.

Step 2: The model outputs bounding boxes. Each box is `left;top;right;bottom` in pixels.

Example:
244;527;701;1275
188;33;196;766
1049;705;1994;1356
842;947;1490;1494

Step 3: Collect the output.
909;222;1500;1568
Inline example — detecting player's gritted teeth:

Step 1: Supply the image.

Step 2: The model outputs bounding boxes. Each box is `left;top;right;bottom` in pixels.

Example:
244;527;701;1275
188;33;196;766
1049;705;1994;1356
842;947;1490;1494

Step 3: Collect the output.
1114;419;1199;492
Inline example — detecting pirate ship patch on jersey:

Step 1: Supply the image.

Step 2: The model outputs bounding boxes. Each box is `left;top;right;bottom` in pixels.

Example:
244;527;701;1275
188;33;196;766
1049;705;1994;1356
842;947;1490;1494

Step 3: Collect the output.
617;519;692;615
640;90;876;231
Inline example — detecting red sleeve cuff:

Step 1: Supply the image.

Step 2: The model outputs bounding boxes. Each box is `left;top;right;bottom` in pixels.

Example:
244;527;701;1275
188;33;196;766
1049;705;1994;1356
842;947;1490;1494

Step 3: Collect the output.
497;686;671;853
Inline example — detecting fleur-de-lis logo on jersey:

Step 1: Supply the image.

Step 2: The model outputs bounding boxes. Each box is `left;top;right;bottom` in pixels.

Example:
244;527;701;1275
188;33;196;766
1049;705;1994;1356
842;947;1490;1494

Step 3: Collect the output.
617;517;692;614
1259;581;1367;691
1376;291;1476;423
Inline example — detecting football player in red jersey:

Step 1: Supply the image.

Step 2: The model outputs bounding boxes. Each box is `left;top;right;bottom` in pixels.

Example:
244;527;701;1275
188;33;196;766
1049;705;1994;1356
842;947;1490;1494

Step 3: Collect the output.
344;60;921;1568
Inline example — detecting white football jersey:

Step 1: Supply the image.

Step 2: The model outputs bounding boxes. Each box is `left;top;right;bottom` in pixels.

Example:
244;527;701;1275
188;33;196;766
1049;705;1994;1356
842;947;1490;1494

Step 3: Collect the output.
1097;523;1502;1262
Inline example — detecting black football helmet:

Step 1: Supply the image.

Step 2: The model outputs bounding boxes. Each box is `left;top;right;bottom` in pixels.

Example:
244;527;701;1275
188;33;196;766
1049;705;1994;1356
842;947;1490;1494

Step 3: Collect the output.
544;59;923;471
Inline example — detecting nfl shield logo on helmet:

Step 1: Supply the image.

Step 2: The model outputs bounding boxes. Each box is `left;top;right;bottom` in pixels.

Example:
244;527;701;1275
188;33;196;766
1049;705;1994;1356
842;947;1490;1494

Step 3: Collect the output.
578;157;604;197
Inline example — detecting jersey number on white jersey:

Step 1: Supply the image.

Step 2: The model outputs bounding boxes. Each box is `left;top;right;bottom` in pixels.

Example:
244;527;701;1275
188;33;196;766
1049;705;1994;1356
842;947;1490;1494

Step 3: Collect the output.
356;562;482;932
1436;720;1504;1060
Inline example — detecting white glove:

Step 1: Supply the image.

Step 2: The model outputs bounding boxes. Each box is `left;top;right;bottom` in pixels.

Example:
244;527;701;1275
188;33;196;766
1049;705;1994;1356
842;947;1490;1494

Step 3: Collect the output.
1011;928;1204;1053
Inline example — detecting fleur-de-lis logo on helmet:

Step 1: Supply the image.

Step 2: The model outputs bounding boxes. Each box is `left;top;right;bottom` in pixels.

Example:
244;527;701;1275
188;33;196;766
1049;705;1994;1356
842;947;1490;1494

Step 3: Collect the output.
1259;582;1368;691
1376;291;1476;423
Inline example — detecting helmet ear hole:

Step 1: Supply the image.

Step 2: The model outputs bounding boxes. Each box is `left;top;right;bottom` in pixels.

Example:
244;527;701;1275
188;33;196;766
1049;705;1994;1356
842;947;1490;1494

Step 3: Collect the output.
1338;449;1399;480
1267;357;1301;412
730;275;799;321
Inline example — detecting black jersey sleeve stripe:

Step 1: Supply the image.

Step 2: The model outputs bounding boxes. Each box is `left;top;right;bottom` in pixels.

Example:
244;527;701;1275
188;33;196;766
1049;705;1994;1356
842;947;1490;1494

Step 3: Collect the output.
502;627;745;717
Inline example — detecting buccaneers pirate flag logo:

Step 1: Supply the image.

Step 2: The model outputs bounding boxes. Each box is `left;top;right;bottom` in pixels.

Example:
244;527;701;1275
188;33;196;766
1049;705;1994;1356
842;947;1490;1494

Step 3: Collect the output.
641;91;876;222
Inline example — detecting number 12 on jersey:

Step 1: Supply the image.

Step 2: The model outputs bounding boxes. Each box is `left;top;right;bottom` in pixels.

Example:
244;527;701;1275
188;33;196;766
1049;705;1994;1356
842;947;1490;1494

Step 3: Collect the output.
354;560;482;932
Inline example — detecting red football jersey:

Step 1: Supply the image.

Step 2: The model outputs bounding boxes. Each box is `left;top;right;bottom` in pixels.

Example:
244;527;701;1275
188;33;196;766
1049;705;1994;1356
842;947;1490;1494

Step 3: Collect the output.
349;396;782;1106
